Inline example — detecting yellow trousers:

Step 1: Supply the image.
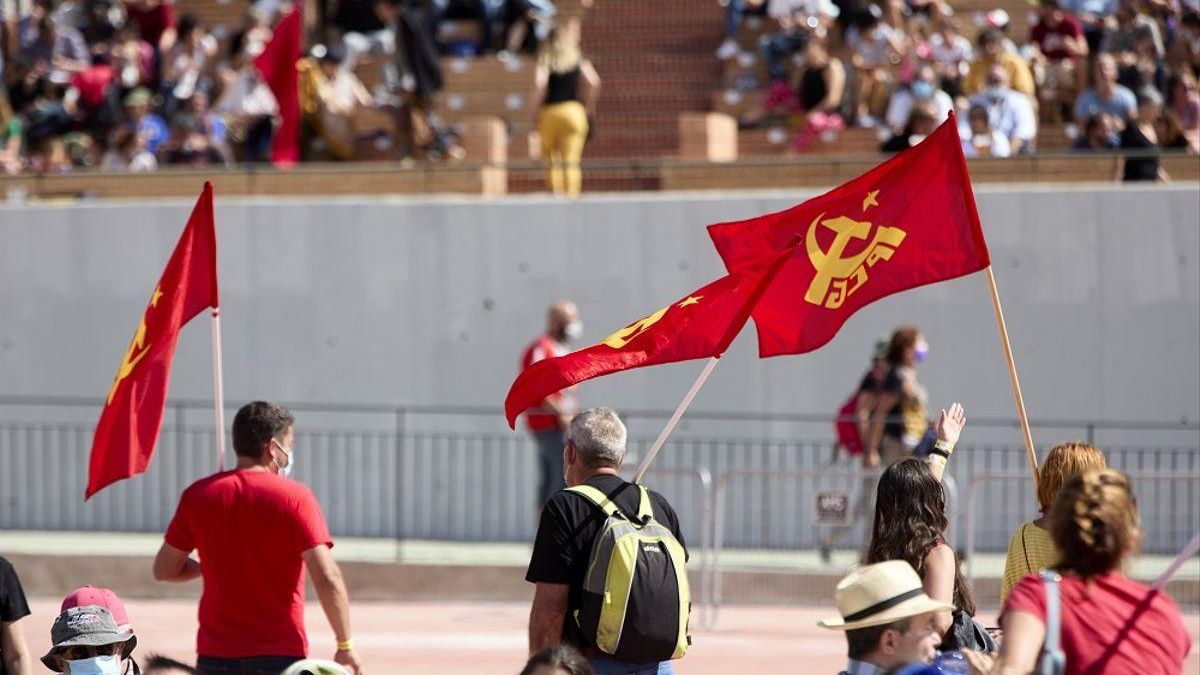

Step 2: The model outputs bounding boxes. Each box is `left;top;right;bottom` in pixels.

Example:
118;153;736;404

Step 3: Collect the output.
537;101;588;196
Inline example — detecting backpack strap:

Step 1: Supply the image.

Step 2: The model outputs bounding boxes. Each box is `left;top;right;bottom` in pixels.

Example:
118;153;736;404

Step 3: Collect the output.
1038;570;1065;674
566;485;623;519
567;484;655;524
634;484;655;524
1021;522;1032;571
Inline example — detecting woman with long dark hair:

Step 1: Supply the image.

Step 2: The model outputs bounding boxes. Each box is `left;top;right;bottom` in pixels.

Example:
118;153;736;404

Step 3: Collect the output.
865;442;995;653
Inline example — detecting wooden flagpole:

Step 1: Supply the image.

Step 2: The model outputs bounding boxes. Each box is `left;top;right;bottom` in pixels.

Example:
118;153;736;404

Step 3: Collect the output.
633;356;721;483
630;241;800;484
984;266;1039;493
211;308;226;471
1153;530;1200;591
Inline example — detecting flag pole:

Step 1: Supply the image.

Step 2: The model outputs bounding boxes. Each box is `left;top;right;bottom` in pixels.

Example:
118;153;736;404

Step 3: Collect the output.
984;266;1038;494
211;307;226;471
633;356;721;483
631;242;799;483
1152;530;1200;591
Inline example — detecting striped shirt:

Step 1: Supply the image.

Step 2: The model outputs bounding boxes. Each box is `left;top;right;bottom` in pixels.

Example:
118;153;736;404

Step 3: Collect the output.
1000;521;1057;605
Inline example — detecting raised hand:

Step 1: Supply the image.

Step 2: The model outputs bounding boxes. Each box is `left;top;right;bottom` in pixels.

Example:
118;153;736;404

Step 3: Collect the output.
935;402;966;448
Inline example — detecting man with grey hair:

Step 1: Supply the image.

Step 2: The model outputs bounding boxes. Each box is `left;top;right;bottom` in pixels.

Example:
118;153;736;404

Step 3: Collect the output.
526;407;687;673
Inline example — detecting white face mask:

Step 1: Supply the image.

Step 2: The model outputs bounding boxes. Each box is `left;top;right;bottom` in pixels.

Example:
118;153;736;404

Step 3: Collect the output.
66;655;121;675
563;319;583;341
271;439;295;478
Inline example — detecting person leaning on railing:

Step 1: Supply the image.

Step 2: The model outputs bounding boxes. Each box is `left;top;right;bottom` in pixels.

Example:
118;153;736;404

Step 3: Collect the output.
998;442;1107;605
988;469;1192;675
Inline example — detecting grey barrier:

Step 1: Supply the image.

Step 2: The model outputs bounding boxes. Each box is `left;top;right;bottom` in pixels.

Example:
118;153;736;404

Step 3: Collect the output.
2;420;1194;551
708;467;957;621
623;466;715;629
962;471;1200;587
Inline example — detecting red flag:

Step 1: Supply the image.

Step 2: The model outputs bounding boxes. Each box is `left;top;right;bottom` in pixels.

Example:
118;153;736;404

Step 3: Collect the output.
707;116;990;357
87;183;219;498
254;8;302;167
505;248;795;428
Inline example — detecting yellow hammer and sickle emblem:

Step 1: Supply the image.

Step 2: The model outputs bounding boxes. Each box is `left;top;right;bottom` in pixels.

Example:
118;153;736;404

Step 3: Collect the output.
602;305;670;349
804;212;906;309
105;285;163;405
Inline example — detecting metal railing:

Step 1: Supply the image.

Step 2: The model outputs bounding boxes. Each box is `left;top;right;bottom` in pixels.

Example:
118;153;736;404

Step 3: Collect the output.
621;466;715;629
1;399;1197;610
962;471;1200;587
709;467;957;616
2;394;1195;444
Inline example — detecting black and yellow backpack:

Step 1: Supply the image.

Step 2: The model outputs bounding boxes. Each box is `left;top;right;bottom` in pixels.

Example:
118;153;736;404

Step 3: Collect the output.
567;484;691;662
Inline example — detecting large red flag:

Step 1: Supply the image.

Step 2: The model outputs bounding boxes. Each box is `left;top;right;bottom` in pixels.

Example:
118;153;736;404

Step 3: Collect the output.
505;248;795;428
708;116;990;357
254;8;302;167
87;183;219;498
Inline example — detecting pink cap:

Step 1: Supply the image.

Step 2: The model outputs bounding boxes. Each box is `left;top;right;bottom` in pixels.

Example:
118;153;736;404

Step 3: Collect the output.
61;586;131;630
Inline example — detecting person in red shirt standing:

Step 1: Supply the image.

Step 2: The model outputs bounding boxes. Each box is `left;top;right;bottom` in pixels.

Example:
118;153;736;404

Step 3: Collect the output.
124;0;177;53
994;468;1192;675
152;401;362;675
1031;0;1088;117
520;300;583;507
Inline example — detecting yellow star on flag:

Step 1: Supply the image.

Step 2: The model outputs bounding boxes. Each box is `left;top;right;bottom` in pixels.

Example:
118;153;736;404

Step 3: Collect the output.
150;285;164;308
678;295;702;308
862;190;880;212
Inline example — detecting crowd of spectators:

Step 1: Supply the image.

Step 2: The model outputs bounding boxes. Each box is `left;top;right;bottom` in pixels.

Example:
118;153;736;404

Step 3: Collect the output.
0;0;569;174
721;0;1200;178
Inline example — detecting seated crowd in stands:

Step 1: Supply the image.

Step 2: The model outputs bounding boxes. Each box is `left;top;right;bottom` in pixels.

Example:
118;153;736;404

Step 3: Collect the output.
719;0;1200;175
0;0;575;173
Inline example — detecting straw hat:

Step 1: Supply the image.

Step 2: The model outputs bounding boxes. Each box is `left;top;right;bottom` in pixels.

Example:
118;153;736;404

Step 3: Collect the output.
818;561;955;631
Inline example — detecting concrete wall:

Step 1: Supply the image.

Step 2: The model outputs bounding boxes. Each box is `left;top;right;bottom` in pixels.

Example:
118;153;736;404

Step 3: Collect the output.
1;185;1198;549
2;186;1197;445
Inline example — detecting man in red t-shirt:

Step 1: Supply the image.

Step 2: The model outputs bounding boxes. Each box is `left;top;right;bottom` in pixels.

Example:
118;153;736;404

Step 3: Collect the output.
520;300;583;506
153;401;362;675
1031;0;1088;111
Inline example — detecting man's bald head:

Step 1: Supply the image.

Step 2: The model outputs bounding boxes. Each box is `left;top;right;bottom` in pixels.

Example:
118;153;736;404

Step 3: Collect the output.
547;301;581;342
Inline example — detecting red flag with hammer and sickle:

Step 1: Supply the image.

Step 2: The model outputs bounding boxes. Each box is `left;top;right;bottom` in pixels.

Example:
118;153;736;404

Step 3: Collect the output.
87;183;219;498
708;115;991;357
505;246;797;428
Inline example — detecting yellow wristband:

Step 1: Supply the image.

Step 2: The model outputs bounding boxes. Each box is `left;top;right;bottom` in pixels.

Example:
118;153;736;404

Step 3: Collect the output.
337;638;354;652
927;454;948;469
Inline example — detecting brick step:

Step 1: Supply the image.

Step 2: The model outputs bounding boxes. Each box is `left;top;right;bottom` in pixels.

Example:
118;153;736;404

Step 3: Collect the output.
597;95;715;110
738;126;883;157
586;33;721;47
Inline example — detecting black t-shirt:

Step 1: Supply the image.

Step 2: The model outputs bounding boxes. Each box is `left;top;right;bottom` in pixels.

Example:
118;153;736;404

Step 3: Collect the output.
858;369;882;395
543;67;581;106
333;0;385;34
881;367;905;440
1120;122;1160;182
0;556;32;675
880;133;917;153
525;474;687;649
